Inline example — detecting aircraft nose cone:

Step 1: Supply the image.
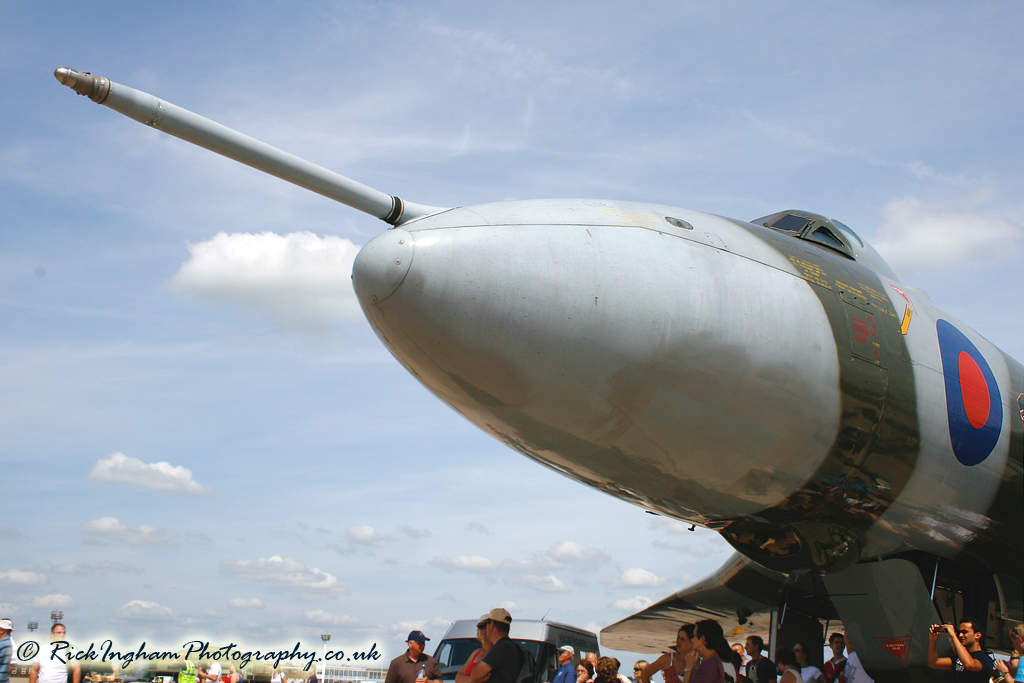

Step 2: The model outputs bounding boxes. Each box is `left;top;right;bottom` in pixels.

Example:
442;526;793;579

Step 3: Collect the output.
352;228;414;305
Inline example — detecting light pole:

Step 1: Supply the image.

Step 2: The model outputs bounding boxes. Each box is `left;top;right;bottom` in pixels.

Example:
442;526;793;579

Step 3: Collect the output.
320;634;331;683
50;612;63;626
27;622;39;634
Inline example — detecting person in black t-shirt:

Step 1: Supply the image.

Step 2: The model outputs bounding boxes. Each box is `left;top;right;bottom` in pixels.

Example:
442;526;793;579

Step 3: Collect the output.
741;636;776;683
927;620;994;683
470;608;523;683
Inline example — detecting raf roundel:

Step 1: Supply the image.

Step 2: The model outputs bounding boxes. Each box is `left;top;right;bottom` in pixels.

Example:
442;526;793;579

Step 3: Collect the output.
936;320;1002;466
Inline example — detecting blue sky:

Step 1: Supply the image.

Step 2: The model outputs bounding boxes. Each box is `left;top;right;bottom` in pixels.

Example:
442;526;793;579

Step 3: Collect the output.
2;0;1022;672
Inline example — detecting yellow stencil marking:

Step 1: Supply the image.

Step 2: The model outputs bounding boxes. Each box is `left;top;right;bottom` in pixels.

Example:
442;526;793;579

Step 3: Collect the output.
601;208;660;229
900;305;913;335
788;256;832;289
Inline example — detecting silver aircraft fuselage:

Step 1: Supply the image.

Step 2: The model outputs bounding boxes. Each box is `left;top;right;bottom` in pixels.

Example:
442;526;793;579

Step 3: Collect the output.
352;199;1022;579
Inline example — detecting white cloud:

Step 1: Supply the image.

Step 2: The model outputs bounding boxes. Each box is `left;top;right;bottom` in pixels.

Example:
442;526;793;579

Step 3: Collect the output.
88;452;212;494
500;601;519;612
116;600;175;620
31;594;75;609
389;617;452;636
228;598;265;609
685;544;716;558
502;556;561;574
221;556;348;596
0;569;46;585
428;555;496;573
168;231;362;330
347;525;379;544
548;540;609;564
619;568;666;588
49;561;143;575
507;574;569;592
81;517;177;547
611;596;653;612
398;525;431;539
304;610;357;626
0;524;25;538
873;195;1022;273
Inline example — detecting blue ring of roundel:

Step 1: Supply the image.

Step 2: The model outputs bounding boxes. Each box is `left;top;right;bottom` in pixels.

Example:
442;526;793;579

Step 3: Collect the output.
936;319;1002;466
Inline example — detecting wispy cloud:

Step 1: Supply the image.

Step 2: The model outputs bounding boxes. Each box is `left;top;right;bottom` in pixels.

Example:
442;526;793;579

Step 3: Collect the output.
548;540;609;564
221;556;348;597
116;600;175;620
428;555;496;573
0;569;47;585
398;525;431;539
228;598;264;609
31;594;75;609
610;596;653;612
617;568;666;588
47;561;143;576
873;195;1022;274
347;525;379;544
88;452;212;495
507;574;569;593
304;610;358;626
81;517;176;547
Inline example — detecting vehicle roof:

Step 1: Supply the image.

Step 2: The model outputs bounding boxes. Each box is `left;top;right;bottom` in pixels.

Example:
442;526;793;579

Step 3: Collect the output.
439;619;597;641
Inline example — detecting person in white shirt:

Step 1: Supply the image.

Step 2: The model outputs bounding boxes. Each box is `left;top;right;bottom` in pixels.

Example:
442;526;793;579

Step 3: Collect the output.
30;623;80;683
200;662;222;683
842;636;873;683
792;644;822;683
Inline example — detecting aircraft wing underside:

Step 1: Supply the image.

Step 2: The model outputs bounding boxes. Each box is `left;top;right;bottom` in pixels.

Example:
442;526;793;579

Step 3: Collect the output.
600;552;825;653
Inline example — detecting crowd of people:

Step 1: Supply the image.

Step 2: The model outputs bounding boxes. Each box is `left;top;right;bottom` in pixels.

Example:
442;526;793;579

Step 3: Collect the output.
622;618;1023;683
6;614;1023;683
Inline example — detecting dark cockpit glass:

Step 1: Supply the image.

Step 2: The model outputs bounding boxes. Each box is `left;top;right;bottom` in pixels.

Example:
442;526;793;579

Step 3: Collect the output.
771;214;811;233
810;227;845;249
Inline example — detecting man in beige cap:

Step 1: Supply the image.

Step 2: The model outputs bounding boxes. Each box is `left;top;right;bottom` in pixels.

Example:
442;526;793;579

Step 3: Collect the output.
470;609;523;683
553;646;576;683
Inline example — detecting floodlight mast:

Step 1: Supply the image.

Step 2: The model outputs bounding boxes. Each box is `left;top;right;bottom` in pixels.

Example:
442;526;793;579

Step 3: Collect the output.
54;67;444;226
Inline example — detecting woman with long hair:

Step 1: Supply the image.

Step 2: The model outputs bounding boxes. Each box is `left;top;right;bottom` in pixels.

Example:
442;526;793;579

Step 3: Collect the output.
577;660;595;683
639;624;696;683
455;616;494;683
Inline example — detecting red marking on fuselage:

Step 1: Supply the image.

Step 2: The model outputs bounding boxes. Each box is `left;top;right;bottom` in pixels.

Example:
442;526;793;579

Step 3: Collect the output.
958;351;990;429
851;315;877;344
873;636;912;668
890;284;914;308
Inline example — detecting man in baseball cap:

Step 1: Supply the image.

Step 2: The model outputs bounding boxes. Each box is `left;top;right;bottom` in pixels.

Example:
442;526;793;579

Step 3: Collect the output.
470;608;523;683
384;631;441;683
553;646;576;683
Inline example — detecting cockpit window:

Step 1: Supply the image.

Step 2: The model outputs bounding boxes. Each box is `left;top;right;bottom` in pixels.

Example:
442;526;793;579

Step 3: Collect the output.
752;209;856;260
831;219;864;247
809;226;845;249
771;214;811;233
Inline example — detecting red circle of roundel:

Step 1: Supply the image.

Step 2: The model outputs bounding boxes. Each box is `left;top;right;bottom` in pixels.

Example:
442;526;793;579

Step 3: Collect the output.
958;351;990;429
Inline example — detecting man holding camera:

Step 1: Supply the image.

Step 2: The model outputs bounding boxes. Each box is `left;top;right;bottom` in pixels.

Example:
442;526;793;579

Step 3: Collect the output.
926;620;994;683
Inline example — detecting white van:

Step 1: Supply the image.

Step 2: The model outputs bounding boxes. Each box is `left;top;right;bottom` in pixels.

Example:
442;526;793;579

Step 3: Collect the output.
433;620;599;683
